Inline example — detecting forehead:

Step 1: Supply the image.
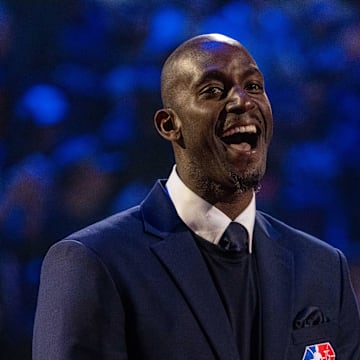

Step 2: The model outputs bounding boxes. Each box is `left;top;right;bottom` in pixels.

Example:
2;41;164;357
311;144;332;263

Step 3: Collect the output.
176;41;261;84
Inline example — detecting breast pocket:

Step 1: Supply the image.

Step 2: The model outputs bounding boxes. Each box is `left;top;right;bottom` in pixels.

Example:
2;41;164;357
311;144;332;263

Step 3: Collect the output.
286;322;339;359
291;321;338;345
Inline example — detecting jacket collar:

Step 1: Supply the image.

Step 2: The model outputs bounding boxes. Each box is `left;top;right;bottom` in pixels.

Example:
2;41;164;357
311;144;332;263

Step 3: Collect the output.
141;180;181;236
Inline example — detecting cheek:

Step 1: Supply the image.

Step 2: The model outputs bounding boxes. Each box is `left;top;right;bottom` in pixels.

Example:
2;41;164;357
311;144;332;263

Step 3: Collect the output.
180;113;217;147
259;104;273;140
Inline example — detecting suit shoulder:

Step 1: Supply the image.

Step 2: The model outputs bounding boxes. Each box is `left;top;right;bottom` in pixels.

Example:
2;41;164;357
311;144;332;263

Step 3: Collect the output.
257;211;340;255
62;205;143;246
42;204;152;282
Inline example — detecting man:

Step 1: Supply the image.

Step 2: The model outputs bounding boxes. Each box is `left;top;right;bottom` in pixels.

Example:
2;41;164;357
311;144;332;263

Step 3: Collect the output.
33;34;360;359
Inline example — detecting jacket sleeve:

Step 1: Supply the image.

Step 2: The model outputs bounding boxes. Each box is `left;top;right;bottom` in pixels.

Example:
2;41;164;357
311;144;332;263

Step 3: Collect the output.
33;240;128;360
336;250;360;359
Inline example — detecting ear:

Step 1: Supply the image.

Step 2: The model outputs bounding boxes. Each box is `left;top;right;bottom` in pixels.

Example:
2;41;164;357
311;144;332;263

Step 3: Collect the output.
154;108;182;142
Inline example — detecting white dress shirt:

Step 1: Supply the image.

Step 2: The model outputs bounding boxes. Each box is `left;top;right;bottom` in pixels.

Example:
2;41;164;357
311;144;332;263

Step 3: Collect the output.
165;166;256;253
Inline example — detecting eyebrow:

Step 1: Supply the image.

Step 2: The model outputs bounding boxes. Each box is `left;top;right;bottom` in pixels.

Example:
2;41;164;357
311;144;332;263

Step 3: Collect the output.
242;66;264;79
194;66;263;88
193;70;227;88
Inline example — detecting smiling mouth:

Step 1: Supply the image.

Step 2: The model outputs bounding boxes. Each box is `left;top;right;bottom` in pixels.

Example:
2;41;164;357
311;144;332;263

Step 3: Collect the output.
220;124;259;151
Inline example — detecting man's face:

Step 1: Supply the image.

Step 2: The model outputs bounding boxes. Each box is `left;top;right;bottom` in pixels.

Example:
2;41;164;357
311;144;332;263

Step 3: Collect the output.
170;40;273;197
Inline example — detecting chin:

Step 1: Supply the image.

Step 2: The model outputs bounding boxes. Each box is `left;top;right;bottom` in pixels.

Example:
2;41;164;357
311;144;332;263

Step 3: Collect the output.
228;163;266;193
230;173;261;193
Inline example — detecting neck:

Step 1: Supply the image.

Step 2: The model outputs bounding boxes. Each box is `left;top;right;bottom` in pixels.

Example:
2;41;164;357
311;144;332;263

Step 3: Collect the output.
187;178;254;219
174;161;256;219
210;191;253;220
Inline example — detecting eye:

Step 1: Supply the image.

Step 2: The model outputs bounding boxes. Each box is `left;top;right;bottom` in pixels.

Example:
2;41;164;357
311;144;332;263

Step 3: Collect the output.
200;85;224;98
245;82;263;93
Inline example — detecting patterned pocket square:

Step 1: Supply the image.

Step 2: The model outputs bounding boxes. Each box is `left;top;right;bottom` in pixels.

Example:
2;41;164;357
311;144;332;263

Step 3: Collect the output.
294;306;329;329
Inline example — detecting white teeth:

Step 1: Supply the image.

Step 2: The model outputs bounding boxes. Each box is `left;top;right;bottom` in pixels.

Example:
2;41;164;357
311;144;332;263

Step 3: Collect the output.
222;124;257;138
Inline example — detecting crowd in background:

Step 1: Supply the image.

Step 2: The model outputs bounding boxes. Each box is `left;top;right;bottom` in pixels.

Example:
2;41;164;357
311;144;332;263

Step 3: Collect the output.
0;0;360;358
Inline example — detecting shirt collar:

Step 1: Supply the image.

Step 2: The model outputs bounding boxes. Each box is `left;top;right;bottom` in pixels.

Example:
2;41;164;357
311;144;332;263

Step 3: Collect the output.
165;165;256;253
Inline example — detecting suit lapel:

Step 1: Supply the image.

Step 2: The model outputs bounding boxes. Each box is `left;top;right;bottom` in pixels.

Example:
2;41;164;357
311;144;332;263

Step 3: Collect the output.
254;213;294;360
141;181;239;360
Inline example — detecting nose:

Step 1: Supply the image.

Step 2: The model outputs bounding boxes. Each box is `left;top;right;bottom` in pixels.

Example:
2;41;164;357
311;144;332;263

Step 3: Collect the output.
225;86;255;113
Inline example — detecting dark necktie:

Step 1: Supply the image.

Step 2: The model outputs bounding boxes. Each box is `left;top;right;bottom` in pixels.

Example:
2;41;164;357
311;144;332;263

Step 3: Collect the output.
218;222;249;253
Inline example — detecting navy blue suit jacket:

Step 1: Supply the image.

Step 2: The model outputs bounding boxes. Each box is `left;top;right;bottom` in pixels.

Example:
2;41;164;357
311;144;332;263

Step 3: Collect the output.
33;180;360;359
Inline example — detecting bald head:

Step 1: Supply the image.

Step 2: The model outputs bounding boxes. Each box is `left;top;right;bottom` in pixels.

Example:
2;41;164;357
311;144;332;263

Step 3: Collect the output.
160;34;248;108
154;33;272;206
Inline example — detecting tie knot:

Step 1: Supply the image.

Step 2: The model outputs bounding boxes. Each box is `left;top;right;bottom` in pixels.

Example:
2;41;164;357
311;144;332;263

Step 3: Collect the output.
219;222;249;253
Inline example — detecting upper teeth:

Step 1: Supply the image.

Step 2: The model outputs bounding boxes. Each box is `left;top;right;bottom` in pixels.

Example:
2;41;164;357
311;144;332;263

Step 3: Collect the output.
222;124;257;138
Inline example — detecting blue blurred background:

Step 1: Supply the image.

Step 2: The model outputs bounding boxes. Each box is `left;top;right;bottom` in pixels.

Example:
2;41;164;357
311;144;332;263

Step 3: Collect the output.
0;0;360;358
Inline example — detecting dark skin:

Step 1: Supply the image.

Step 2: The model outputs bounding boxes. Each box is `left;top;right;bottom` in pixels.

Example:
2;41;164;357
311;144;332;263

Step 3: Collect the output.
155;34;273;220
